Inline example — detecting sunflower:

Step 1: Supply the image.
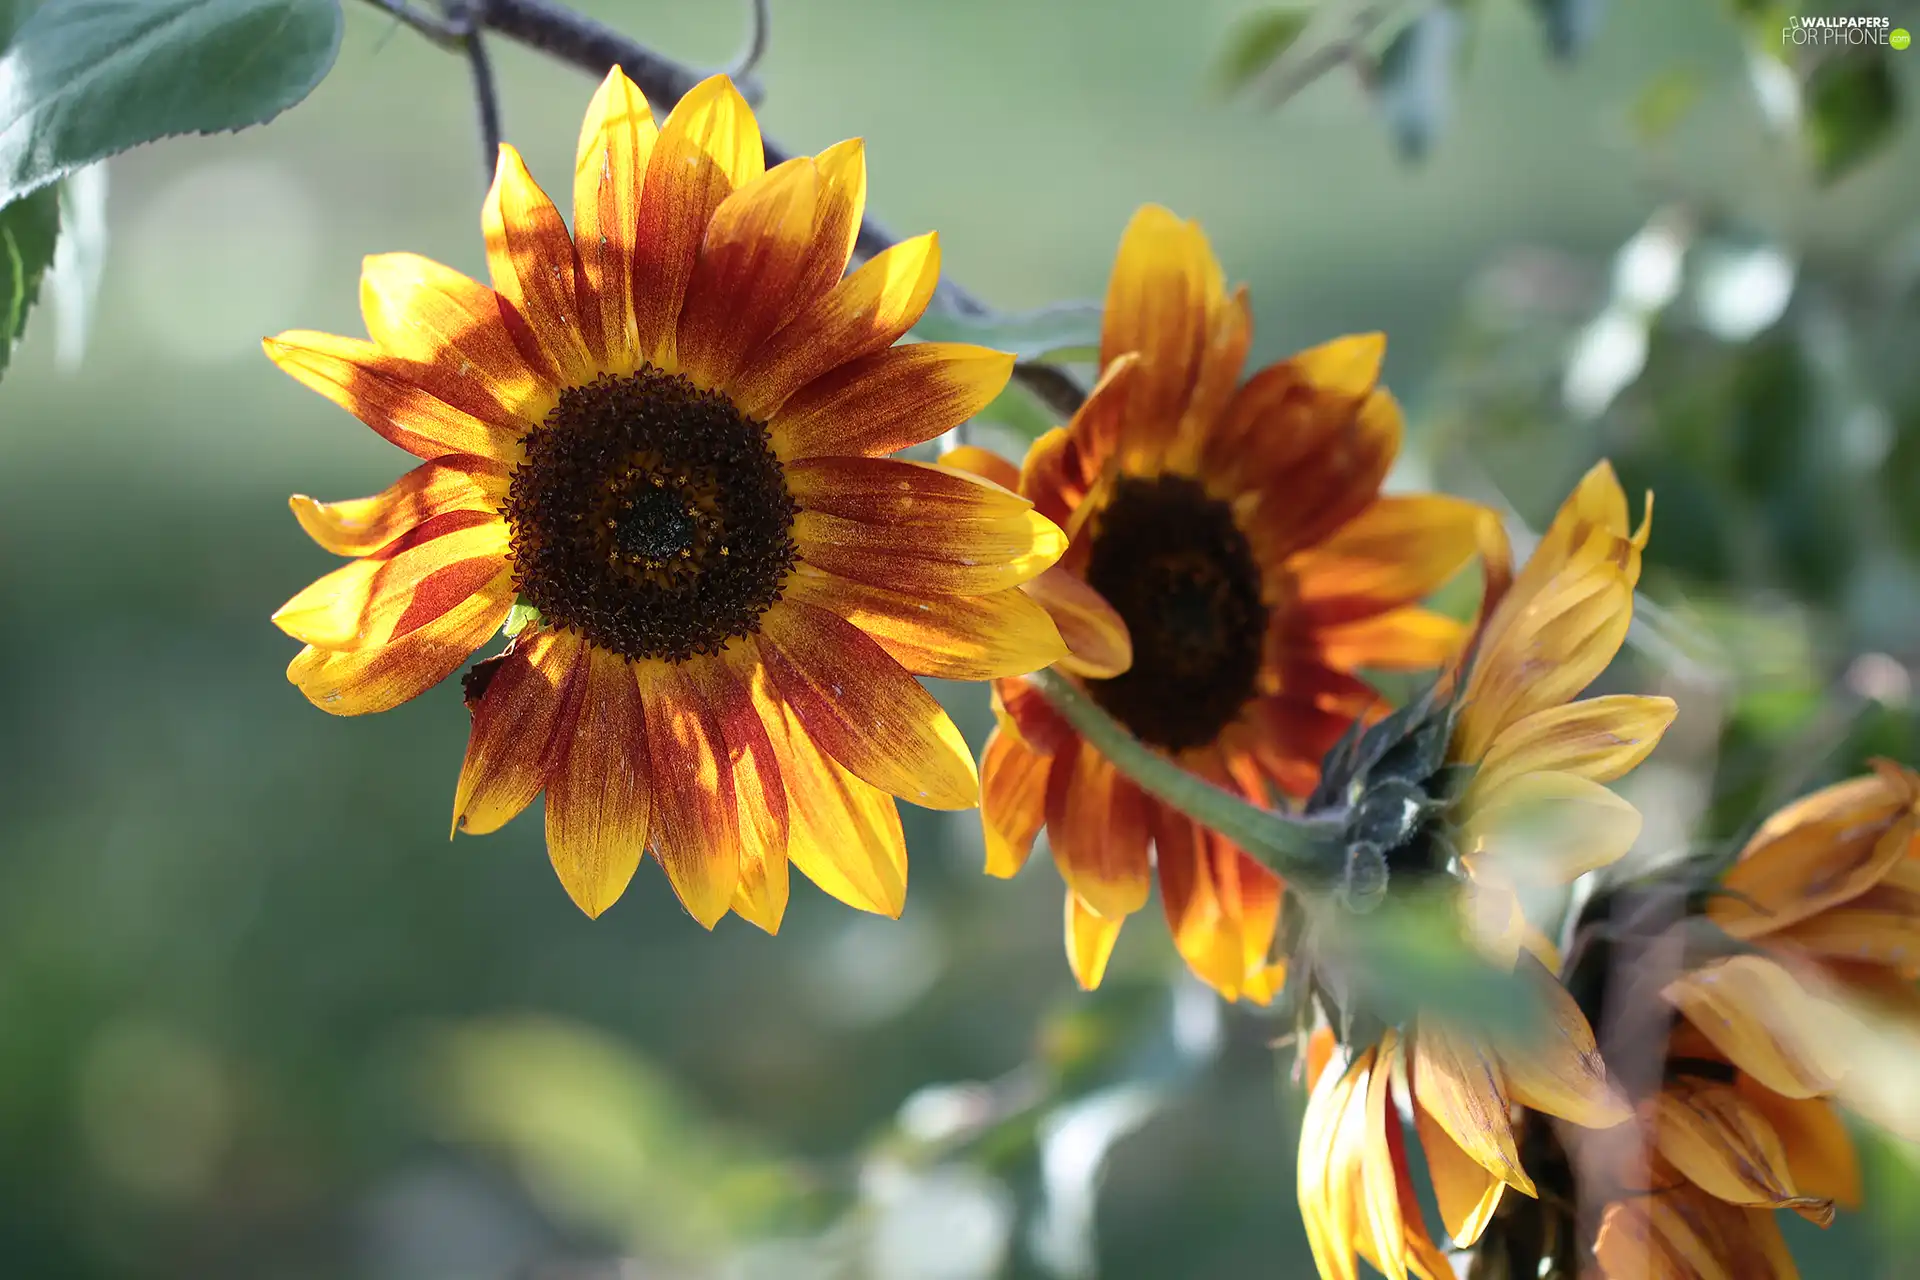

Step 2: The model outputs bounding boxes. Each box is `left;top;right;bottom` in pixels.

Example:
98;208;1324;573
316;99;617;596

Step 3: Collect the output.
1295;461;1676;1280
267;70;1069;929
946;205;1491;1001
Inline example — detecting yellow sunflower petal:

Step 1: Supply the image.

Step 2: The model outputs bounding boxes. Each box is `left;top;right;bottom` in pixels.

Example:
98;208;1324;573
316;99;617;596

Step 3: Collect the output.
635;659;741;929
1468;694;1678;805
1595;1188;1799;1280
1249;384;1404;560
1022;565;1132;680
1053;354;1138;512
482;144;591;385
1662;956;1849;1099
545;644;649;918
572;67;656;366
1410;1019;1537;1197
784;565;1065;681
696;651;790;934
631;74;764;367
1154;810;1284;1003
357;252;550;417
452;628;581;836
1736;1079;1863;1211
981;728;1049;878
1299;1047;1368;1280
1766;878;1920;974
1314;607;1465;673
289;454;508;558
262;331;523;462
676;156;821;392
1098;204;1224;467
1461;769;1644;887
1496;962;1632;1127
1293;494;1489;625
794;501;1065;596
1714;782;1916;938
937;443;1021;490
1046;740;1152;921
287;567;514;717
741;644;907;917
1653;1081;1829;1218
1065;891;1123;990
757;600;978;810
272;512;510;651
769;341;1014;461
1358;1032;1455;1280
1412;1093;1508;1248
736;231;942;420
792;137;867;306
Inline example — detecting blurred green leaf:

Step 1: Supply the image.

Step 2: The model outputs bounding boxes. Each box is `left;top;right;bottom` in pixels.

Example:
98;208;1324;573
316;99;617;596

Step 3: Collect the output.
1320;893;1544;1040
0;183;56;377
1530;0;1609;60
1215;7;1312;92
0;0;345;210
1804;50;1899;184
910;301;1103;363
1374;6;1462;161
1630;68;1703;142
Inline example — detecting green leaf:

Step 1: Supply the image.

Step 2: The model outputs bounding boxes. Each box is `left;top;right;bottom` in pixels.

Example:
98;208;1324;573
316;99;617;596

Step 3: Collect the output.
1373;6;1463;161
0;0;345;210
1319;893;1546;1041
0;182;57;376
908;301;1103;364
1216;7;1312;92
1804;50;1898;184
1629;68;1704;143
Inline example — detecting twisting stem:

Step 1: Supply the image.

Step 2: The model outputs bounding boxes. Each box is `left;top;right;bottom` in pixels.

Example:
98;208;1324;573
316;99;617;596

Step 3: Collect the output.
357;0;1087;419
730;0;772;79
1024;669;1348;882
450;3;504;182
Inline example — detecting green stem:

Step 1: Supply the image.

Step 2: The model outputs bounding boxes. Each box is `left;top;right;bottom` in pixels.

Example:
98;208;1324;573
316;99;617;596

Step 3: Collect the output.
1024;669;1348;882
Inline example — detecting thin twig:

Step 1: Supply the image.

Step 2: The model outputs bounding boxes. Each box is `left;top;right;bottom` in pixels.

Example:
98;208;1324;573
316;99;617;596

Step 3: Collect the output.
450;3;504;182
729;0;772;79
359;0;1086;418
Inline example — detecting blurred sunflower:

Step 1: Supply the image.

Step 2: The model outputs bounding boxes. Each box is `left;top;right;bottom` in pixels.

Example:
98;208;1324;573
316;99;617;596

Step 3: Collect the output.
1294;462;1676;1279
947;204;1491;1001
267;70;1068;929
1468;760;1920;1279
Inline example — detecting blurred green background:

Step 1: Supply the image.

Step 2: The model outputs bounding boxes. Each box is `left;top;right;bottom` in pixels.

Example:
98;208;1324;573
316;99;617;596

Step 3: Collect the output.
4;0;1920;1275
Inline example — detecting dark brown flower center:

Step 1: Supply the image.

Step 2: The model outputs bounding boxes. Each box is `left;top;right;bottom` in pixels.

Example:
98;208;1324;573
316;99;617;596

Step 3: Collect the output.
1082;474;1269;751
503;367;797;663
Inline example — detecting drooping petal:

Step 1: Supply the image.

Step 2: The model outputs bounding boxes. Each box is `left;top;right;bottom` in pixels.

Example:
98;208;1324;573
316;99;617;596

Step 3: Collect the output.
452;628;582;835
1714;794;1916;939
1154;808;1285;1003
769;341;1014;461
1735;1079;1863;1210
1357;1032;1456;1280
357;252;552;419
1293;494;1489;625
993;674;1075;755
1045;738;1151;921
545;644;649;917
1461;769;1644;887
263;331;524;462
1022;565;1132;680
734;232;942;420
1497;962;1633;1127
1065;892;1123;990
1411;1092;1507;1248
1410;1020;1536;1196
635;658;740;928
741;641;907;917
572;67;657;366
1468;695;1679;804
757;600;978;809
483;144;592;385
1765;880;1920;976
695;650;790;933
784;565;1065;681
1594;1188;1799;1280
287;566;515;716
676;157;821;391
1299;1047;1368;1280
273;511;510;651
630;74;764;367
981;728;1049;878
1663;956;1851;1100
1653;1081;1830;1219
289;454;509;558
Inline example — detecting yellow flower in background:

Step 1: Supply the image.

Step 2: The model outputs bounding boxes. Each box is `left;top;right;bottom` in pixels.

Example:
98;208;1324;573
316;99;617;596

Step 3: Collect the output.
267;70;1067;930
1296;462;1674;1279
949;205;1491;1002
